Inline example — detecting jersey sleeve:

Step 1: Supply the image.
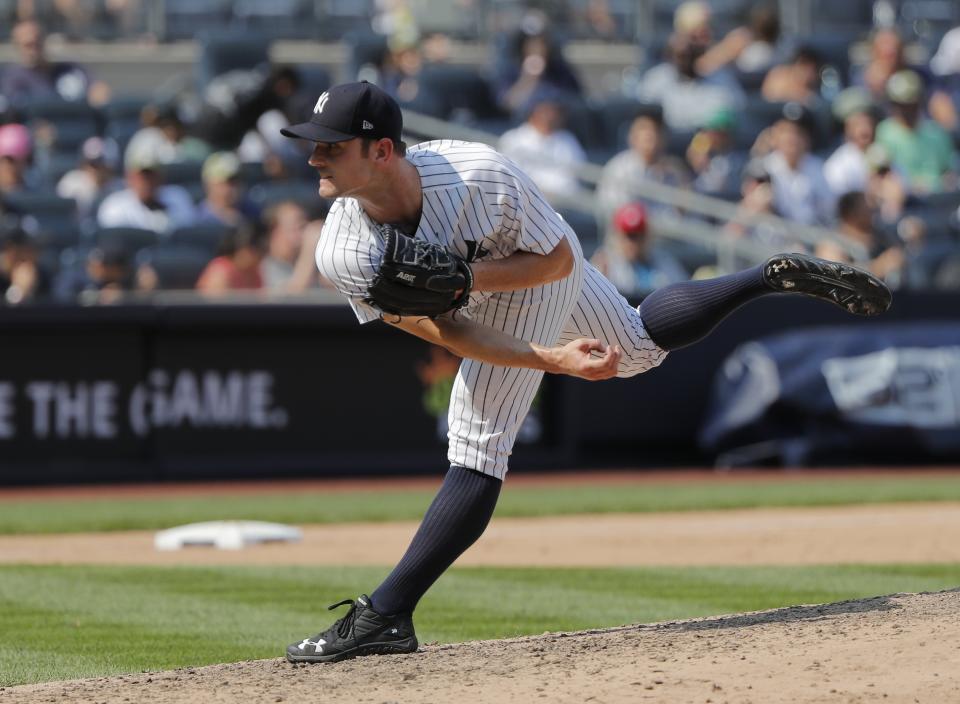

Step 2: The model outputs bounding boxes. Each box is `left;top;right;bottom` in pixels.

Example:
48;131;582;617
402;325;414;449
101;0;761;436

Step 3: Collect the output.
499;166;569;255
314;201;384;325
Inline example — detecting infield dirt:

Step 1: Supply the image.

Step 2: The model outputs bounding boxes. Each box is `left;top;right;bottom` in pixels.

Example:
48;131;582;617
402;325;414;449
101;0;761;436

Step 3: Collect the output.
3;590;958;704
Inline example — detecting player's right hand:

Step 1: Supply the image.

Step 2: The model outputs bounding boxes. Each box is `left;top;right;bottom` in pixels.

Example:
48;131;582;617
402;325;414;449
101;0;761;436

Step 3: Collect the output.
554;338;621;381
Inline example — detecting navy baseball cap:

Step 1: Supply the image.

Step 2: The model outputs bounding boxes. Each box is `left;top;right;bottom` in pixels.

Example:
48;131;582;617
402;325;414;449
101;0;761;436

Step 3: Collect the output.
280;81;403;143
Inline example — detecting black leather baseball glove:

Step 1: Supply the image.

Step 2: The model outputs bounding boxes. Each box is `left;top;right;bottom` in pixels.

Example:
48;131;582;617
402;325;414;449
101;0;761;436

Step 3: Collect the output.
365;225;473;317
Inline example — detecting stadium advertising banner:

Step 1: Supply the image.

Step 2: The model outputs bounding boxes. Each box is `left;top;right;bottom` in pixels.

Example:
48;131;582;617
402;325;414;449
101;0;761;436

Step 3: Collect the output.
0;293;956;483
0;305;566;483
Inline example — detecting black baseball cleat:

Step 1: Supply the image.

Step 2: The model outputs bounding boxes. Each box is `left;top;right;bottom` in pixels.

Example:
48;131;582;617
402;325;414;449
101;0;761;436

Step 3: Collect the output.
286;595;418;664
762;253;892;316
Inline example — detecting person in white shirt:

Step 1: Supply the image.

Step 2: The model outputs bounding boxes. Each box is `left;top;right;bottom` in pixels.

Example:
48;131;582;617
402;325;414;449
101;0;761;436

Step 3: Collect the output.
96;140;197;234
56;137;123;220
498;95;586;202
824;90;879;197
762;104;835;226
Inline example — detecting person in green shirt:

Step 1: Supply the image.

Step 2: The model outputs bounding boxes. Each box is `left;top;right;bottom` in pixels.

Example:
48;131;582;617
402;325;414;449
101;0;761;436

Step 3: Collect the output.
875;69;957;194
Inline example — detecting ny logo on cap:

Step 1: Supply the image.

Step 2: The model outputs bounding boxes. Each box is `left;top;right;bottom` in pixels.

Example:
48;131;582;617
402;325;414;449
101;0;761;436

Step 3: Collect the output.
313;92;330;114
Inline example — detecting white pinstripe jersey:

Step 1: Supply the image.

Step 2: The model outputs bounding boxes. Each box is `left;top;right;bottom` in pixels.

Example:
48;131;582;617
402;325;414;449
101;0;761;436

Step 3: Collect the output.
317;139;667;478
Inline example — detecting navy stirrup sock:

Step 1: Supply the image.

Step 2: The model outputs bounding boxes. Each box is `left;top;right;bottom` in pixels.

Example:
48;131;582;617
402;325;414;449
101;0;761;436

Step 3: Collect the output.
370;465;501;616
639;265;768;351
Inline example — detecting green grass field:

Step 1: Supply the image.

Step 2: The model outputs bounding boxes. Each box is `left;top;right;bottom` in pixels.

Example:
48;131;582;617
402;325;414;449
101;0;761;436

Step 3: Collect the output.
3;473;960;687
4;473;960;535
3;563;960;687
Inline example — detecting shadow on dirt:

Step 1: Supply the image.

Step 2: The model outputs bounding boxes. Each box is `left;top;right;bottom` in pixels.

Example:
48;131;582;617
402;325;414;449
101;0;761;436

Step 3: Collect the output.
640;593;904;633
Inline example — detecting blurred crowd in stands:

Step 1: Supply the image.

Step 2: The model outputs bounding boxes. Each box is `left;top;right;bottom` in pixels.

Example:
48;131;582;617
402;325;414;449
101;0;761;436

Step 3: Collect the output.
1;0;960;304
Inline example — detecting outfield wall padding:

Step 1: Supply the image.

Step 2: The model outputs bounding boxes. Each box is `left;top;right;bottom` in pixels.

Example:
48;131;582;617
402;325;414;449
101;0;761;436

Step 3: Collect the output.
0;291;954;483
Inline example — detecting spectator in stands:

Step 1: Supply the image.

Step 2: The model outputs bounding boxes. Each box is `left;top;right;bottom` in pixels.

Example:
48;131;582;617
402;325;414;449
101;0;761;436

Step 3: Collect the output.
929;26;960;132
634;28;745;132
195;152;259;228
0;226;47;304
863;143;907;224
686;107;747;198
125;103;211;167
695;3;781;76
53;243;134;304
761;103;835;225
596;110;691;223
814;191;905;286
590;202;688;296
875;70;958;194
196;222;265;294
199;65;308;168
723;158;793;250
261;200;326;292
1;19;110;105
499;94;587;202
46;0;143;38
574;0;622;40
672;1;712;49
823;89;878;196
0;124;37;194
494;11;583;117
852;28;912;103
56;136;122;219
761;45;823;105
378;35;426;105
96;141;196;233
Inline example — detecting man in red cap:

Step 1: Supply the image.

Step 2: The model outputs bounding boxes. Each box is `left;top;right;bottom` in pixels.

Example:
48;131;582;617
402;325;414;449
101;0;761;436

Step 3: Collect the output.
591;202;688;296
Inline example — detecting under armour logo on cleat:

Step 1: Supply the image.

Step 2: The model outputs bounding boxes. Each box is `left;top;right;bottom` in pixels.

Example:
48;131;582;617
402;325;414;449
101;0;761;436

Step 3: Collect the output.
299;638;326;652
390;628;398;634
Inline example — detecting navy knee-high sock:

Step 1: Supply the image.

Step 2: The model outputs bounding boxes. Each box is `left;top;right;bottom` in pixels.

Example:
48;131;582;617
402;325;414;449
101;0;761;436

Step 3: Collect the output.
370;465;501;616
639;264;770;351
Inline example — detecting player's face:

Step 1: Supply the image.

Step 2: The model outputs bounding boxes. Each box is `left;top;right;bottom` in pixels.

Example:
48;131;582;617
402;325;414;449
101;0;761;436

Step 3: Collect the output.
308;139;372;199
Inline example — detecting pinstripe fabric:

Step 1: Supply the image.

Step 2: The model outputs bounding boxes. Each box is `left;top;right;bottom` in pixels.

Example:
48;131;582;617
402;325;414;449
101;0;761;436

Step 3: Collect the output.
557;261;669;379
315;140;666;478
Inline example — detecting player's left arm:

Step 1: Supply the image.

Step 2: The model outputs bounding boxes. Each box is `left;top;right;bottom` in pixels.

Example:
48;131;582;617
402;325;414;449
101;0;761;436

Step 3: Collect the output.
468;234;574;292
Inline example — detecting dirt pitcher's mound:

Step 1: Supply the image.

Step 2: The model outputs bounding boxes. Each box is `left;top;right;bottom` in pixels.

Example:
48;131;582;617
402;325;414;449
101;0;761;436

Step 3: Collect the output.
5;591;959;704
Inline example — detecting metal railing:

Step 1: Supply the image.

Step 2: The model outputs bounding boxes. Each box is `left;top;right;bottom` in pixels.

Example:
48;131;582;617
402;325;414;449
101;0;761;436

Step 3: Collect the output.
402;109;869;272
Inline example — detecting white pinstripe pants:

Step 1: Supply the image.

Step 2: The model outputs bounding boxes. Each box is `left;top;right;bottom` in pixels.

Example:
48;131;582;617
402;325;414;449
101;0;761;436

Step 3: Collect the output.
447;254;667;479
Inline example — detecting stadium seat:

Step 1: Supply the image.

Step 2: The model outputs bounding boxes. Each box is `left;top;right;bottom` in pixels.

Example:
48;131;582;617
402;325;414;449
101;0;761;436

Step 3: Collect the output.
247;180;321;211
136;244;212;289
169;224;230;256
409;64;501;122
33;225;81;252
57;244;94;274
194;31;271;90
916;191;960;213
316;0;377;41
556;205;600;256
407;0;481;39
237;161;270;186
803;32;857;87
161;161;204;185
595;97;662;153
102;97;149;129
295;65;333;99
94;227;159;255
554;97;603;156
231;0;314;39
162;0;232;41
2;191;78;236
0;0;15;39
19;98;101;152
342;30;389;81
809;0;874;32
